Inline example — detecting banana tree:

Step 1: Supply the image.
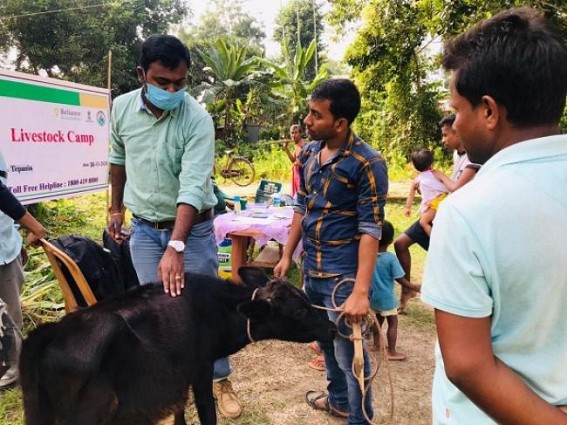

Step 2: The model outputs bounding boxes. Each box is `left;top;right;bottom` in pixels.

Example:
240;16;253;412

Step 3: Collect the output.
194;39;261;145
259;39;328;124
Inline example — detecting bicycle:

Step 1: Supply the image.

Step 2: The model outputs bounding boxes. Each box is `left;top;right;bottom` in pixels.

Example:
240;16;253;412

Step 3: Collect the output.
216;149;255;187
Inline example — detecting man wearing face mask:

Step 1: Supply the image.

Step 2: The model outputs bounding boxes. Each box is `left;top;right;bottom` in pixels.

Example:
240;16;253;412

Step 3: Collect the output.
108;34;242;419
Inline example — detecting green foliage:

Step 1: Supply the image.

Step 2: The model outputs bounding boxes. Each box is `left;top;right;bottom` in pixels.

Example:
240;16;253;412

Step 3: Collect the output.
180;0;266;89
0;0;187;95
252;145;293;182
345;0;443;160
194;39;263;146
259;39;328;126
329;0;567;161
385;149;415;181
438;0;567;38
183;0;265;52
325;0;367;34
561;107;567;133
273;0;325;79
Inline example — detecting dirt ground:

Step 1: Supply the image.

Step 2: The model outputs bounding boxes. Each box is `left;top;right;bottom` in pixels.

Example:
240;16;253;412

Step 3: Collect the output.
178;298;436;425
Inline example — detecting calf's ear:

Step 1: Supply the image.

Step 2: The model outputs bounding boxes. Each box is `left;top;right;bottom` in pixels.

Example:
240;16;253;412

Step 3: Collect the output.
238;299;271;320
238;267;270;288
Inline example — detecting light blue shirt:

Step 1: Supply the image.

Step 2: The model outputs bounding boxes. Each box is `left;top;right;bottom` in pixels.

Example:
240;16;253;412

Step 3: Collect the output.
422;135;567;424
370;251;405;311
0;152;23;265
109;88;217;221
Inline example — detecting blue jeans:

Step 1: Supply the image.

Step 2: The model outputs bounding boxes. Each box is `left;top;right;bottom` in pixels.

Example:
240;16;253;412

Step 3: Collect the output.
304;274;374;425
130;217;231;381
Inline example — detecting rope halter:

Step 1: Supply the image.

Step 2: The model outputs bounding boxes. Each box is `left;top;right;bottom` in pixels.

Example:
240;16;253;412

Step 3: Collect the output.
246;288;260;343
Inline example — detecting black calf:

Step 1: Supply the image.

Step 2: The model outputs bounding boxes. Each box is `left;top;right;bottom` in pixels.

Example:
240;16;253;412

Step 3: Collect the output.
20;267;333;425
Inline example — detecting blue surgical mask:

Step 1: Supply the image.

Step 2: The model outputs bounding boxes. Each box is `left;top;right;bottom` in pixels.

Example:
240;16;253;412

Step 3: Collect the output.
144;83;186;111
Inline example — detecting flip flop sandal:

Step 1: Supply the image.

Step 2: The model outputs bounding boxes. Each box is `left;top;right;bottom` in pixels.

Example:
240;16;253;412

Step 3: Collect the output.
308;356;326;371
308;341;322;356
305;390;349;418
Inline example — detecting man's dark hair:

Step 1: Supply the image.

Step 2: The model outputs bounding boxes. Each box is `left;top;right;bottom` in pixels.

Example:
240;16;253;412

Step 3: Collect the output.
442;7;567;127
380;220;395;246
411;149;434;172
439;114;456;128
140;34;191;72
310;79;361;125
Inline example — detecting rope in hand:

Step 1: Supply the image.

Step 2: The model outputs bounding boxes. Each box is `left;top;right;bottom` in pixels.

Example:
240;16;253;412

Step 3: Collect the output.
312;278;395;425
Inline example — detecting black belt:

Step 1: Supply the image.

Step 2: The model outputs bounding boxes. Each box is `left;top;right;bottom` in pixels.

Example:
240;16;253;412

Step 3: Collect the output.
134;209;213;230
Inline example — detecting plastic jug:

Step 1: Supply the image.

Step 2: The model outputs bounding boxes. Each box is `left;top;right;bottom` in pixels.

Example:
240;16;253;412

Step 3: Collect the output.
217;238;232;278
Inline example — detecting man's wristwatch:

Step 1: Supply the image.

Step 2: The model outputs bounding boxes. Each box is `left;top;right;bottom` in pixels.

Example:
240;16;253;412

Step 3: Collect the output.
167;240;185;253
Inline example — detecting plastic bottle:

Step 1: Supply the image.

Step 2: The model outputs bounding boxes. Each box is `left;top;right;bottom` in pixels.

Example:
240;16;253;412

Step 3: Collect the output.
233;195;241;214
272;193;281;207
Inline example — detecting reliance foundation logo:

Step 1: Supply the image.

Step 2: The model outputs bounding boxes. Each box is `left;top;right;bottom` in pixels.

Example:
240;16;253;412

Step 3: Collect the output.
53;107;82;121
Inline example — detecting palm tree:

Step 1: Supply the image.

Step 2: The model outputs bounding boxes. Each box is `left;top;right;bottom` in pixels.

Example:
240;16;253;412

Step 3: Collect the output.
194;39;260;145
259;39;328;124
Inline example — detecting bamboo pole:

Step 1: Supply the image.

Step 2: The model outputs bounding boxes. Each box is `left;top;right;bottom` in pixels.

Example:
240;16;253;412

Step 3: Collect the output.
105;50;112;226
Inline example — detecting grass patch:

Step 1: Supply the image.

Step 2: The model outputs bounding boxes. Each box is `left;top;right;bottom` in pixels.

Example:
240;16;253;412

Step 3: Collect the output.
0;388;23;425
401;302;435;335
33;192;108;241
185;396;272;424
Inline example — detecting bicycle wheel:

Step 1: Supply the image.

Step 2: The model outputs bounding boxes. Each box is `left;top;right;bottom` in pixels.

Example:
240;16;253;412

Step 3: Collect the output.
228;157;255;187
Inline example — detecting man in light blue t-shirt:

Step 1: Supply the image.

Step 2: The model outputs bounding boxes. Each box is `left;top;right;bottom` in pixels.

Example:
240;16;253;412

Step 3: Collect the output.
422;8;567;424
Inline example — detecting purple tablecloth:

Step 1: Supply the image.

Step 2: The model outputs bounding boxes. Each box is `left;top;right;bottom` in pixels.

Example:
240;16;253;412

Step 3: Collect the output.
214;206;295;247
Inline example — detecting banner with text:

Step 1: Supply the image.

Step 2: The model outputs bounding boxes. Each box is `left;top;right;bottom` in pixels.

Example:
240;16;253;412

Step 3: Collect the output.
0;69;110;204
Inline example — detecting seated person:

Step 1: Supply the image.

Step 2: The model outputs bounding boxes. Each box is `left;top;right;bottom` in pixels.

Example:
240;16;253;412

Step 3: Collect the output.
212;177;234;215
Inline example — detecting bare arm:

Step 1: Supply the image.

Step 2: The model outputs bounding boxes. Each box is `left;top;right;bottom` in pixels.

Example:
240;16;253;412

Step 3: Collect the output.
108;164;127;240
273;211;303;277
436;310;567;424
19;211;46;244
341;234;378;321
433;167;477;192
159;203;200;297
405;180;418;217
395;276;421;293
283;142;295;163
